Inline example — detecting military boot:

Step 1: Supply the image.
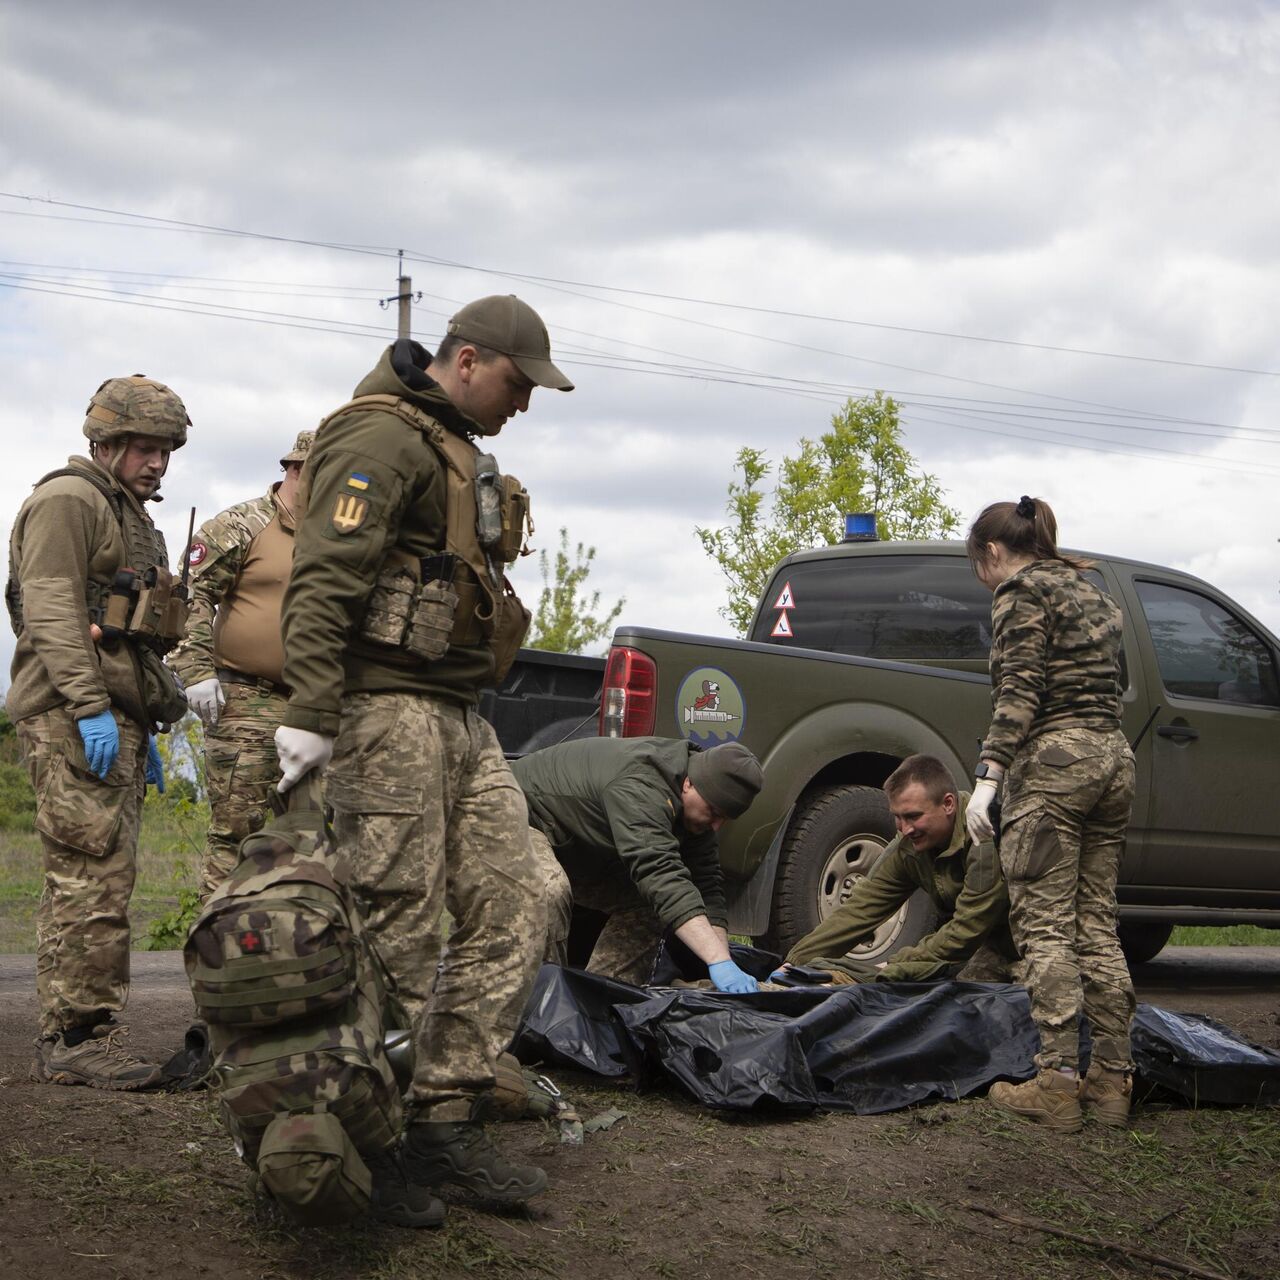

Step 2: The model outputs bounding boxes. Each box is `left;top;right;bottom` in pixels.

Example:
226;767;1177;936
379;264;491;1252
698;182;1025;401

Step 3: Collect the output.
41;1022;162;1091
1081;1063;1132;1126
988;1070;1083;1132
402;1121;547;1202
366;1148;447;1229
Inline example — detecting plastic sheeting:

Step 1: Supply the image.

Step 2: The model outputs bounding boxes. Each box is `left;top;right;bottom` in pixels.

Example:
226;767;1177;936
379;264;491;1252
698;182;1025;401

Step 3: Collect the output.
513;962;1280;1115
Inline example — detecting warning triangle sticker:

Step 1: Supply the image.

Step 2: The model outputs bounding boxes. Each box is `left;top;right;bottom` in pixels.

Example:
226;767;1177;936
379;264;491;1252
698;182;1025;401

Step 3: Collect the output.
771;611;794;638
773;581;795;610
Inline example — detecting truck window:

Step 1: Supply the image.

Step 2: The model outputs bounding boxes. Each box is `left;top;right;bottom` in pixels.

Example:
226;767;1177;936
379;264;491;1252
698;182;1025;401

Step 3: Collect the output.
1134;580;1280;707
753;555;992;660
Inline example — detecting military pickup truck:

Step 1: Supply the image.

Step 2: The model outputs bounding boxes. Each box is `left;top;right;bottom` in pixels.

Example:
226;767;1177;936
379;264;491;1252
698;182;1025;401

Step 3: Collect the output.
595;540;1280;964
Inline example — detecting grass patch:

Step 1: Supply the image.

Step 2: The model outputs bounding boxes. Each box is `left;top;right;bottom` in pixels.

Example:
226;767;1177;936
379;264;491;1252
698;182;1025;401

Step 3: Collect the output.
1171;924;1280;946
0;806;205;954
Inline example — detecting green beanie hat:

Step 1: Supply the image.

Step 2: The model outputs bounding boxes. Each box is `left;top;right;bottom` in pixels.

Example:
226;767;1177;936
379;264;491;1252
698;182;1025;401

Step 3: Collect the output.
686;742;764;819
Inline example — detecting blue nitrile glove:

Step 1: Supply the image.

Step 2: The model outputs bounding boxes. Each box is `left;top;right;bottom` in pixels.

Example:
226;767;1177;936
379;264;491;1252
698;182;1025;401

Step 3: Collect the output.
709;959;759;994
769;967;789;982
77;709;120;780
146;735;165;793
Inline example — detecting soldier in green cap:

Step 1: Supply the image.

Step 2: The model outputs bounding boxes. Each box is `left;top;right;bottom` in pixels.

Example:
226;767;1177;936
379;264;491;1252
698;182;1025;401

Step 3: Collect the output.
513;737;766;992
170;430;315;898
274;295;572;1219
7;375;192;1090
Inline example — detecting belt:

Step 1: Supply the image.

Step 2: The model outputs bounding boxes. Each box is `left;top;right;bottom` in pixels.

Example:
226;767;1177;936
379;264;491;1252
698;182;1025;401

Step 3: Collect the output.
216;667;292;699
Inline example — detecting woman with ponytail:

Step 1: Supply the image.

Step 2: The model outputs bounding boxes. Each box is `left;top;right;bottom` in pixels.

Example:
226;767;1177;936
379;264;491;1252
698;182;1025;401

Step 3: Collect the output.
965;496;1136;1131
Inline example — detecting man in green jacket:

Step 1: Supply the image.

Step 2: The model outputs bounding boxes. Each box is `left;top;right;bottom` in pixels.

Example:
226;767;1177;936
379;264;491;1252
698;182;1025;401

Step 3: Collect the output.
773;754;1018;984
513;737;765;992
7;375;192;1089
275;296;571;1222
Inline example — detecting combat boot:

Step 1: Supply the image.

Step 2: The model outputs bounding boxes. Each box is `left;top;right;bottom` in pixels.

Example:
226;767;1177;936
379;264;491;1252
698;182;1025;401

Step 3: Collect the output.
1081;1063;1132;1126
988;1069;1083;1132
366;1148;447;1229
402;1120;547;1202
42;1021;161;1091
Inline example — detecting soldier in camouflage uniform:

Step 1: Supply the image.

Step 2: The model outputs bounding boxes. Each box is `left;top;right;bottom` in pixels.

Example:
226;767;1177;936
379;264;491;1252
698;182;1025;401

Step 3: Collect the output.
274;296;573;1210
169;431;315;899
513;736;765;991
773;754;1019;985
965;496;1136;1131
6;376;192;1089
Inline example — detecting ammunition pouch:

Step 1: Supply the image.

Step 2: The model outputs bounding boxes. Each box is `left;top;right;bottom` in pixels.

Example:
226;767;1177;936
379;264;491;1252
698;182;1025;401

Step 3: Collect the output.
358;554;461;662
491;578;531;683
101;565;189;653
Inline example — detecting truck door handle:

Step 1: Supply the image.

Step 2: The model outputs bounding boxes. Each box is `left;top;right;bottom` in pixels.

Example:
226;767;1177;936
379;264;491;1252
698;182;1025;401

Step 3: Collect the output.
1156;724;1199;742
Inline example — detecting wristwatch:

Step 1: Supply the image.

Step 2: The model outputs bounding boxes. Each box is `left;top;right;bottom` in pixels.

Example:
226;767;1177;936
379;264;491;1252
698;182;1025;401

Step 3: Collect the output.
974;762;997;781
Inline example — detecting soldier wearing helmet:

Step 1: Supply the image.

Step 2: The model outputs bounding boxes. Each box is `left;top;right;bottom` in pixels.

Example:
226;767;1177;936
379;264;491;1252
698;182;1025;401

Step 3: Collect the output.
6;374;192;1090
169;429;316;899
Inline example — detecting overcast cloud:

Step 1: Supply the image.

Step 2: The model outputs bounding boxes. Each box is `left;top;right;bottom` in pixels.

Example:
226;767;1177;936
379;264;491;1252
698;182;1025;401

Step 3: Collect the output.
2;0;1278;687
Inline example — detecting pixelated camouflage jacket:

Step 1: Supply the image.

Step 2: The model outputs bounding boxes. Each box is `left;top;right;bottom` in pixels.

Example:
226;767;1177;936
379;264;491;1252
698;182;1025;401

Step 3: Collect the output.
169;485;289;686
981;558;1124;770
7;455;167;725
784;791;1014;980
512;736;728;932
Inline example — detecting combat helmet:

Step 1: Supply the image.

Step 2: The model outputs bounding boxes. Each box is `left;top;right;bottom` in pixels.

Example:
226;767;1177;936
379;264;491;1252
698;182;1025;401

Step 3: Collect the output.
83;375;191;449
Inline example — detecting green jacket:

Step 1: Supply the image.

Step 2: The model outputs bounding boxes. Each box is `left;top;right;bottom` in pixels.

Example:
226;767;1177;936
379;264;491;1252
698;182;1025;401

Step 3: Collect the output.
784;792;1014;982
511;736;728;932
281;342;502;736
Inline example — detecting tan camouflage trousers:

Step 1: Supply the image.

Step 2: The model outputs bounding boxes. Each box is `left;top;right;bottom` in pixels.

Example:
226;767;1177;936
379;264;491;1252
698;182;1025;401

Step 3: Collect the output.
324;692;546;1122
528;828;666;985
17;707;147;1037
201;681;289;900
999;726;1136;1072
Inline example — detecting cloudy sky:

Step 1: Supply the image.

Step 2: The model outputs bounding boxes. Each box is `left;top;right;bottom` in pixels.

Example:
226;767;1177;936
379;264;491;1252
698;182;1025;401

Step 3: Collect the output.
3;0;1278;686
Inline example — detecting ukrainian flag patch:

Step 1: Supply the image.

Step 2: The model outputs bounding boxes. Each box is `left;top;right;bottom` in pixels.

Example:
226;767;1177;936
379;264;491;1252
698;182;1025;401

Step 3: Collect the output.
346;472;371;491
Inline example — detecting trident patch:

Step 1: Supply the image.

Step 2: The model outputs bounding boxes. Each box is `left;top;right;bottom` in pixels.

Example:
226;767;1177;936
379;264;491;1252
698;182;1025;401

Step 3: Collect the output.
331;493;369;534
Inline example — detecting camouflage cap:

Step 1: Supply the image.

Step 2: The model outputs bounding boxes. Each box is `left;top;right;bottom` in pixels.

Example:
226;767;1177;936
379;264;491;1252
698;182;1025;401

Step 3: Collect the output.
83;375;190;449
446;295;574;391
279;430;316;466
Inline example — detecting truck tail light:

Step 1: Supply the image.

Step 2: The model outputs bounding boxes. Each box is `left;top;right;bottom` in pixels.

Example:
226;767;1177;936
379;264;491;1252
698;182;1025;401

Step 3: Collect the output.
599;646;657;737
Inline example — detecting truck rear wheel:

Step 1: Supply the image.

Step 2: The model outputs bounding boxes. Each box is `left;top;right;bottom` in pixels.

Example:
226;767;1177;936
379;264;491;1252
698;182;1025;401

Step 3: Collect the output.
1118;921;1174;966
764;784;939;961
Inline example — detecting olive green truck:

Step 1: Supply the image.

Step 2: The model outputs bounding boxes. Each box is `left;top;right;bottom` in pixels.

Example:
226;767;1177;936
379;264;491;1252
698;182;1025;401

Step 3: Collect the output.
595;540;1280;965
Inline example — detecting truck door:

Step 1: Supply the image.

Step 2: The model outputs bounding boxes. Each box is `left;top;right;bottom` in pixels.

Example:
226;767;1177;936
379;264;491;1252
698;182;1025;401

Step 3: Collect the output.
1128;576;1280;891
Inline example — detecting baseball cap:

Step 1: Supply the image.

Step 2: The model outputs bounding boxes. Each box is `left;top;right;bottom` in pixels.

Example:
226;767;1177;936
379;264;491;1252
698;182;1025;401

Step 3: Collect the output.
686;742;765;819
446;295;574;391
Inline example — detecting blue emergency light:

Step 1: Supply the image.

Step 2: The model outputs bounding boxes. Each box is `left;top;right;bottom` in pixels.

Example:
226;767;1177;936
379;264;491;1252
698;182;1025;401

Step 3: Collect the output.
842;512;878;542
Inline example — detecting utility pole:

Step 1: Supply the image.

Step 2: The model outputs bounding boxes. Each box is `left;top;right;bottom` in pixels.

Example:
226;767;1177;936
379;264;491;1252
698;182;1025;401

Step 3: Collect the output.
380;249;422;339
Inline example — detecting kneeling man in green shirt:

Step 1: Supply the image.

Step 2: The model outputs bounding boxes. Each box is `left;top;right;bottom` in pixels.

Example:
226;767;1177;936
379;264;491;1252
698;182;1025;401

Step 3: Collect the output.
513;737;764;993
773;754;1019;985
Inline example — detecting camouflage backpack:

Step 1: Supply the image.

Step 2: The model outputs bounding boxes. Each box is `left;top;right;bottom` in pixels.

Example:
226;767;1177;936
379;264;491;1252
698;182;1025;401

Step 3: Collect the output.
183;777;402;1226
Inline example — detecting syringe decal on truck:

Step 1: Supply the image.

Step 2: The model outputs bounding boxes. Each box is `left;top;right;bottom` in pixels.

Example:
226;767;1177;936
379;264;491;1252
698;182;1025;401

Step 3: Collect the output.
675;666;746;747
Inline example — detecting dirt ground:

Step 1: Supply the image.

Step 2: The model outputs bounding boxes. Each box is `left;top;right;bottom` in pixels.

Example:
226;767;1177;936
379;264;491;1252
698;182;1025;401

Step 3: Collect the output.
1;950;1277;1280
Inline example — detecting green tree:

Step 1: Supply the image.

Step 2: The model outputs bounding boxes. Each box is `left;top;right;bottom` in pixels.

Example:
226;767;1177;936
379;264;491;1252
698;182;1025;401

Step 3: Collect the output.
526;527;626;655
696;392;961;634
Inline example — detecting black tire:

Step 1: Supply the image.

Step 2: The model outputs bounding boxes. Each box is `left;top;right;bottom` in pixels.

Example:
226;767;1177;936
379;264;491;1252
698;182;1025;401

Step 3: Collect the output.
763;784;939;961
1118;921;1174;967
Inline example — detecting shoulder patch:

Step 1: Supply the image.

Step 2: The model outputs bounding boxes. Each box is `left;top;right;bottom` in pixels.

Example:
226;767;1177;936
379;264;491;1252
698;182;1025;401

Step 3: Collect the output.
187;540;208;567
330;493;369;534
346;472;371;492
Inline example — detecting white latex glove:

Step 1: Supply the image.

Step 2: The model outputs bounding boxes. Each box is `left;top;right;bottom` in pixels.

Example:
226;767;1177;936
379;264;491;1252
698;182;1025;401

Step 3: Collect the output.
186;677;226;727
965;778;1000;843
274;725;334;793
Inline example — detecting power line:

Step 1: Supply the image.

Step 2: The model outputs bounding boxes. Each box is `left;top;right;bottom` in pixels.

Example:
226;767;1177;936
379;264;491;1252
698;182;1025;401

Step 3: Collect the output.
4;191;1273;385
